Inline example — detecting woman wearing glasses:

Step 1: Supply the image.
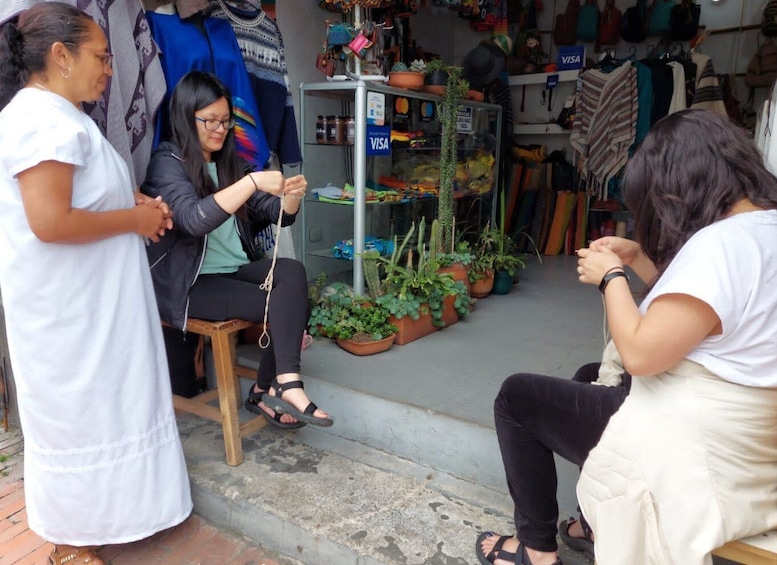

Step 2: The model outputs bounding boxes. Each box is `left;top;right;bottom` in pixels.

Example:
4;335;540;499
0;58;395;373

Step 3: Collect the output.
0;3;191;564
142;71;332;428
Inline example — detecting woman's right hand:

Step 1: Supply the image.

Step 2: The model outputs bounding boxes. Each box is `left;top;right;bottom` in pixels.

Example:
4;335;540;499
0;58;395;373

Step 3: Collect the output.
589;236;641;267
248;171;284;196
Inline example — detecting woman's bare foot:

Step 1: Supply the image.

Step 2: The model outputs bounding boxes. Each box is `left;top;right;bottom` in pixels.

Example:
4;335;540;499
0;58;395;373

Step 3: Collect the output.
50;545;104;565
566;518;594;542
250;384;301;425
271;373;330;420
478;533;560;565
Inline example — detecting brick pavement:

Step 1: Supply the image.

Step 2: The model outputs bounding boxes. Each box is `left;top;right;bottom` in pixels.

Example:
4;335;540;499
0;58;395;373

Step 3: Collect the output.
0;435;285;565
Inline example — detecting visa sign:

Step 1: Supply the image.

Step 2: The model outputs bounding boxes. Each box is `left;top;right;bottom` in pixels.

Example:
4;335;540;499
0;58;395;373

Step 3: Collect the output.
557;46;585;71
366;125;390;156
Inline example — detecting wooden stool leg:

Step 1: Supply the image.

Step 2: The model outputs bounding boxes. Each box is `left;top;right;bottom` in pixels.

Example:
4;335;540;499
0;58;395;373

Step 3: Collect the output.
211;330;243;466
229;332;243;404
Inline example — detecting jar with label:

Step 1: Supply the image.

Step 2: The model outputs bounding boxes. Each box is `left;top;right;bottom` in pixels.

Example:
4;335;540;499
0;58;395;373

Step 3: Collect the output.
315;115;326;144
345;116;355;145
326;115;340;144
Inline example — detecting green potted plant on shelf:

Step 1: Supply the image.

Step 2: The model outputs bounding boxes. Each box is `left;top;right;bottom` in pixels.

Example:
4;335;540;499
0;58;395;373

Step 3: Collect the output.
307;278;397;355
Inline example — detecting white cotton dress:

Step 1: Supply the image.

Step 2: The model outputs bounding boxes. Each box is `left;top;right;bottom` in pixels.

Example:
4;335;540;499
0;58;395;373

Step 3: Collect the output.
0;88;192;545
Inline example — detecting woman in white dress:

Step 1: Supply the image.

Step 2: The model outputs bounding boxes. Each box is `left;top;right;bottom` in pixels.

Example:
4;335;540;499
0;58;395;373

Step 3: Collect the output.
0;4;192;564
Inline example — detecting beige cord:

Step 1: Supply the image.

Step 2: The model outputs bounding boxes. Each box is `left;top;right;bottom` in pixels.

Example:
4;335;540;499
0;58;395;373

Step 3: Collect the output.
256;193;287;349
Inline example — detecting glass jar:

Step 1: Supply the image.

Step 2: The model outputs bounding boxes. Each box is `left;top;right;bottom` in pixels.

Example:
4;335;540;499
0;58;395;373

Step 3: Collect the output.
326;115;340;144
315;115;326;144
345;116;355;145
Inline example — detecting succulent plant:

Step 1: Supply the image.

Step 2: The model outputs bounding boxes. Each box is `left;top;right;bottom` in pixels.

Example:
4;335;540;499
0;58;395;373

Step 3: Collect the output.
409;59;427;73
391;62;409;72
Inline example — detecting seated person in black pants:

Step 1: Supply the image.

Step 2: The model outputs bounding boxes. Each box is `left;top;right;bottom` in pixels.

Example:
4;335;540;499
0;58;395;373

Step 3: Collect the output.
142;71;332;428
476;350;631;565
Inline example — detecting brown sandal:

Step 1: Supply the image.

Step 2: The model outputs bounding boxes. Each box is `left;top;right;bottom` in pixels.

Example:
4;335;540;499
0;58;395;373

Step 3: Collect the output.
49;546;100;564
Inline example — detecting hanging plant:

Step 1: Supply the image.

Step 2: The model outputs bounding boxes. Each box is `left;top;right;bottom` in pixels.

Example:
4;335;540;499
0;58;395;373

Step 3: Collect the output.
436;66;469;254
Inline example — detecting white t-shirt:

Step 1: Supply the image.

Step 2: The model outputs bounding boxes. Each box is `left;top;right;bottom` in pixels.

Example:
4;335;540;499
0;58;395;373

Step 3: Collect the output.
641;210;777;387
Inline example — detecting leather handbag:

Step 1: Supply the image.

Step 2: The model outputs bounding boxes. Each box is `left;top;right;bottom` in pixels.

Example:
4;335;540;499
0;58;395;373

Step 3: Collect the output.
577;0;600;43
554;0;580;46
669;0;700;41
598;0;622;46
621;0;647;43
647;0;674;37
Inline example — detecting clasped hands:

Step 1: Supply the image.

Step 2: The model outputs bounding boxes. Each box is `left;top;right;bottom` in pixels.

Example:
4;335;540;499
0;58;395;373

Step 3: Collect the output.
576;236;640;286
134;192;173;243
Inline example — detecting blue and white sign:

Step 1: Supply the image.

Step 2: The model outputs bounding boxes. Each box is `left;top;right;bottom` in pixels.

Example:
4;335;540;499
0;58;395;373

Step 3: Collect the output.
366;125;391;155
557;45;585;71
546;74;559;89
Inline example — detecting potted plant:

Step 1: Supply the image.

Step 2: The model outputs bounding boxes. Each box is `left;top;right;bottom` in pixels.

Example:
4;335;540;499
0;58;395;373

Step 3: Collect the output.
424;58;449;86
308;279;397;355
368;218;470;345
437;240;473;295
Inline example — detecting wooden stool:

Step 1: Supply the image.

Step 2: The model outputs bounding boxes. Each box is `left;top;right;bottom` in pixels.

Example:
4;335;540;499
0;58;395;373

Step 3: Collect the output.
712;530;777;565
172;318;266;466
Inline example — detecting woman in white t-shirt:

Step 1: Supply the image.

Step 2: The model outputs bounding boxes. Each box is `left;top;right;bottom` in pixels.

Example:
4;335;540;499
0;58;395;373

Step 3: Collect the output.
572;109;777;564
477;109;777;565
0;3;192;565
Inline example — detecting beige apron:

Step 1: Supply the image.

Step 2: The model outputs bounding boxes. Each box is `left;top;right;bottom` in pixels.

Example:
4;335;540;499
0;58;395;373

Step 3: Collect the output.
577;350;777;565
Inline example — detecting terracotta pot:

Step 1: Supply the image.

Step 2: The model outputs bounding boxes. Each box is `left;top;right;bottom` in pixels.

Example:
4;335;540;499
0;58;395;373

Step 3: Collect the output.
438;262;471;294
388;71;425;90
336;334;395;356
470;272;495;298
390;297;459;346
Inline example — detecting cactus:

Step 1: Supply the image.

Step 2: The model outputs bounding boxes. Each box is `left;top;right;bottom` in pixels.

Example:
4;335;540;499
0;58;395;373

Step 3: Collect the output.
391;62;409;72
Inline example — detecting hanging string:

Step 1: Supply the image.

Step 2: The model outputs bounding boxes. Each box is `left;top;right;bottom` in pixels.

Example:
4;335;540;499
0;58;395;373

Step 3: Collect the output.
256;192;288;349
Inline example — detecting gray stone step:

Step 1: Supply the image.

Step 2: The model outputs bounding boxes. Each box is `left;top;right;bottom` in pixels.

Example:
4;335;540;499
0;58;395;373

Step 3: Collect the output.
179;411;593;565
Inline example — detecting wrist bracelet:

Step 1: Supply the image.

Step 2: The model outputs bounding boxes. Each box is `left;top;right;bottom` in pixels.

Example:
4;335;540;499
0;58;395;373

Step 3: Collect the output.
599;270;628;294
247;173;259;191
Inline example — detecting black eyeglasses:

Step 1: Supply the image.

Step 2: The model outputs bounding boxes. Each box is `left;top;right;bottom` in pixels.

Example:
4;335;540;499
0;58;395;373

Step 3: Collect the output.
195;117;236;131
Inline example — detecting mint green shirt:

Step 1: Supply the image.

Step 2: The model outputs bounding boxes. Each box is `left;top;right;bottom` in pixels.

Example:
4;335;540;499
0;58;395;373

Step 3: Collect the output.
200;162;250;275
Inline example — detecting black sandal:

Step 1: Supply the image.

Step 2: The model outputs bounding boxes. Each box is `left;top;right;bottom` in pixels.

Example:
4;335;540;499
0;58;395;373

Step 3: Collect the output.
476;532;564;565
244;386;306;429
559;515;594;559
261;379;333;427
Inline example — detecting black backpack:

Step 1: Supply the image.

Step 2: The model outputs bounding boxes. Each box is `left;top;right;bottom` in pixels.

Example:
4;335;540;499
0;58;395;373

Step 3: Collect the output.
669;0;701;42
621;0;647;44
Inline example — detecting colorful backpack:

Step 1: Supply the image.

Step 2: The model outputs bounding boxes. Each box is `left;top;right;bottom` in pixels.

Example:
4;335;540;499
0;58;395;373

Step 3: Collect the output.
598;0;622;46
554;0;580;46
647;0;674;37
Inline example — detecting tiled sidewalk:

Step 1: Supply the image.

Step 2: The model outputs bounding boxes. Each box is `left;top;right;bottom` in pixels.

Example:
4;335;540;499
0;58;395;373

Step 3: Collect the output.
0;434;284;565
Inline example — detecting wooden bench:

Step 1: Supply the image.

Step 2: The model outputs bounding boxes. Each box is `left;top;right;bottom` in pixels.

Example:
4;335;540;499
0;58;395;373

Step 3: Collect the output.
172;318;266;466
712;530;777;565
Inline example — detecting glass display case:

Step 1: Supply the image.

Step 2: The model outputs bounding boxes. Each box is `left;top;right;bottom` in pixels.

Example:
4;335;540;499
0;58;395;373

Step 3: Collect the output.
299;80;502;295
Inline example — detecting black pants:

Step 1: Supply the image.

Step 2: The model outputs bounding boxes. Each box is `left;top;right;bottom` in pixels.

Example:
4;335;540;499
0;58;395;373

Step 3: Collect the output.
493;364;631;552
187;258;308;389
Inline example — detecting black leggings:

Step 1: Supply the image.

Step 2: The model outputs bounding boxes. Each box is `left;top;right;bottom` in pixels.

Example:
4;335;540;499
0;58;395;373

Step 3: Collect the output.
493;364;631;552
187;258;308;389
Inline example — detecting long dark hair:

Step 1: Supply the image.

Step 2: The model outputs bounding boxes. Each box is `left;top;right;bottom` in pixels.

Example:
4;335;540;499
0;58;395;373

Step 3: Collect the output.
169;71;241;199
623;109;777;276
0;2;92;110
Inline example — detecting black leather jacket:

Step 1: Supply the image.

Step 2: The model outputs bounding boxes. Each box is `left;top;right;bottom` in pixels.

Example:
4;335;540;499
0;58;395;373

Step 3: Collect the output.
141;141;297;330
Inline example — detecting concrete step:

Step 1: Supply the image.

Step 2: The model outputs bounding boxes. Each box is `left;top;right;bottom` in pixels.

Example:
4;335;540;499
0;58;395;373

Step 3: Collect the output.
234;347;583;522
179;410;594;565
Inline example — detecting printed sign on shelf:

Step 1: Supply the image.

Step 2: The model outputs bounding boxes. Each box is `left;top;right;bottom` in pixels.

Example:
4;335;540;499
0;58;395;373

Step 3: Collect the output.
366;125;390;155
456;106;473;133
557;45;585;71
394;96;410;120
419;100;435;122
367;91;385;126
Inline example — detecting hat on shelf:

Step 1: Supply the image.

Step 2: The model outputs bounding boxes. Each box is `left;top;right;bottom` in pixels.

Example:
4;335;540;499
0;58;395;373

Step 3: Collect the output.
462;42;505;89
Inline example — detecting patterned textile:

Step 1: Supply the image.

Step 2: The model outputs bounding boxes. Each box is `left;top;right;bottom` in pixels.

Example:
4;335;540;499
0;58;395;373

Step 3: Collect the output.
207;0;301;165
570;62;637;200
78;0;166;186
690;52;728;118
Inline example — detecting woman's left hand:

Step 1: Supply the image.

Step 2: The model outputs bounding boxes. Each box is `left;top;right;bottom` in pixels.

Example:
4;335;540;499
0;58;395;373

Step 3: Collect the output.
283;175;307;201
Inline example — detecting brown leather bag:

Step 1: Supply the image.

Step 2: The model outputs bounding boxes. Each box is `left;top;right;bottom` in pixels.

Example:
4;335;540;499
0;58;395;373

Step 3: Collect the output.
554;0;581;46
